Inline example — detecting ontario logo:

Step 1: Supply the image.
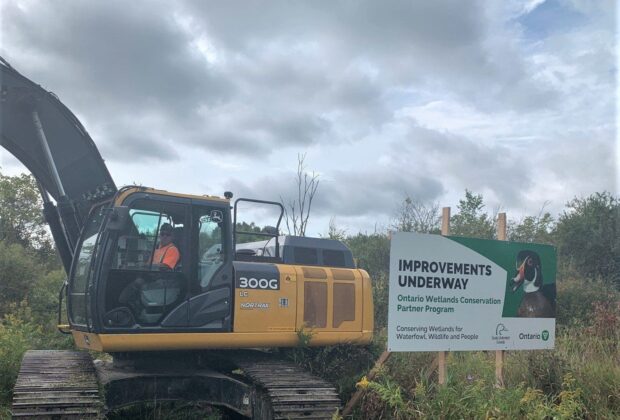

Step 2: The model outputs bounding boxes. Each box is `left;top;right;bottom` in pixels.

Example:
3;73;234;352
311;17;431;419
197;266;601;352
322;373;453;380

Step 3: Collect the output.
519;331;547;340
492;323;510;344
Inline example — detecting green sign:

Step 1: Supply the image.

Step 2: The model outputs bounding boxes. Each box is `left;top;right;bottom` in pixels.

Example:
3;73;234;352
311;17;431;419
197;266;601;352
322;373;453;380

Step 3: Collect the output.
388;233;556;352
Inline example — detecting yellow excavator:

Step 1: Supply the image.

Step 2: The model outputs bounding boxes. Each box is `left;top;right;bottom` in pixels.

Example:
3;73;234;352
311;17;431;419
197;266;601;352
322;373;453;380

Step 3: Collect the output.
1;57;373;419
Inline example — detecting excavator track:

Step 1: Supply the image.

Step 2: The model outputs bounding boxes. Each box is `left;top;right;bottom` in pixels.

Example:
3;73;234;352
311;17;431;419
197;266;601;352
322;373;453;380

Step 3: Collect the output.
11;350;102;419
11;350;339;419
231;354;341;419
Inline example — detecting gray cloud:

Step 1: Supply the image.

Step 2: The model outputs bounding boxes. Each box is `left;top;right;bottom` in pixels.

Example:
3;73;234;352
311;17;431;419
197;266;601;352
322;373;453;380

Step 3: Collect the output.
100;134;180;163
395;123;534;208
182;0;557;113
224;167;444;222
315;171;444;218
1;0;562;165
2;1;231;111
0;0;614;234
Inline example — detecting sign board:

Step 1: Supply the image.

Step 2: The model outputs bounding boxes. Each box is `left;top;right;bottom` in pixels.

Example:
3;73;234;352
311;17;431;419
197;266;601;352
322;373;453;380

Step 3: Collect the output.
387;233;556;352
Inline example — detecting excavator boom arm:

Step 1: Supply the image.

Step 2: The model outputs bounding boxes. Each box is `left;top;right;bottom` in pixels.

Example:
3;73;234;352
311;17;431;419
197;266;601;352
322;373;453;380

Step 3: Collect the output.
0;57;117;272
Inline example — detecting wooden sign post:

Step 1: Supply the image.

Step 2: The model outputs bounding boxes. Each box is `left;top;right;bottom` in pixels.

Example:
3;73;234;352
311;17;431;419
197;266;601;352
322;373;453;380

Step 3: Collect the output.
437;207;451;385
495;212;506;388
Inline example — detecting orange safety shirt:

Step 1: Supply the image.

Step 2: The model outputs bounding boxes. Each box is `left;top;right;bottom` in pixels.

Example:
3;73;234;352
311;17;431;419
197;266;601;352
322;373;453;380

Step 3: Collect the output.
152;243;180;269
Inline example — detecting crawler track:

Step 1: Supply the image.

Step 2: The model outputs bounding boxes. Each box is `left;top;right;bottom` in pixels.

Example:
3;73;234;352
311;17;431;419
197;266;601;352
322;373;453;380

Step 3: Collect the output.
11;350;102;419
232;354;341;419
11;350;339;419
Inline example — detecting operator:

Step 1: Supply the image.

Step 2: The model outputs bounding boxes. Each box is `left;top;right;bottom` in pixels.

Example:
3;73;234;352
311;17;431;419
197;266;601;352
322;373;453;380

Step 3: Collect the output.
150;223;180;270
118;223;180;317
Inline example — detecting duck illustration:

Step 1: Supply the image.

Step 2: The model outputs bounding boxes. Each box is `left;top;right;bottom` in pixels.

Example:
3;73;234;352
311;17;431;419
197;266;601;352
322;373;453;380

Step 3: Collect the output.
511;250;554;318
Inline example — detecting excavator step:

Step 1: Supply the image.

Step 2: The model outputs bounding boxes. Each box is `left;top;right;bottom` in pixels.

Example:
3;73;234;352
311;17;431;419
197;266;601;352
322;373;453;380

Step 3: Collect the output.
11;350;103;419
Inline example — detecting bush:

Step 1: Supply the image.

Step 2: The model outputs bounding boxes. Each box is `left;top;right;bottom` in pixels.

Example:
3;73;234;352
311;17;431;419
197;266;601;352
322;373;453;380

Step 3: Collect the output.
27;269;66;327
346;233;390;280
0;302;73;411
555;277;619;327
362;358;586;419
505;349;568;395
0;307;43;405
587;299;620;342
554;192;620;287
363;375;417;419
556;328;620;417
371;271;389;329
0;242;43;317
384;351;436;391
506;326;620;418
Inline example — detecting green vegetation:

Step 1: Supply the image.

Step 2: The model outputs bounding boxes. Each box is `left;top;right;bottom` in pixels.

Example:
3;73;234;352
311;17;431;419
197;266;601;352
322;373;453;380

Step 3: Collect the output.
0;168;618;418
555;192;620;287
348;298;618;419
311;190;619;418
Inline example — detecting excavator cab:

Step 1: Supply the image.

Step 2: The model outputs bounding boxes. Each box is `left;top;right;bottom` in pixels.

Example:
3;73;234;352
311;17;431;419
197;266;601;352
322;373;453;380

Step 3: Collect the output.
67;191;240;333
65;189;292;337
104;204;189;327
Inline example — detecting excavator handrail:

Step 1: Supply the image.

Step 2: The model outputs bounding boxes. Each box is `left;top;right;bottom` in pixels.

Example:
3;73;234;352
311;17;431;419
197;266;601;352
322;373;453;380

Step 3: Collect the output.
57;280;71;334
233;197;284;259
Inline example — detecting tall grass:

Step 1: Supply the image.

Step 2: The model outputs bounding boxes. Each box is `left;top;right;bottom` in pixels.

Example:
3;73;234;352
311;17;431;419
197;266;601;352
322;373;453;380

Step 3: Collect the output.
0;303;73;419
352;279;620;419
1;269;618;419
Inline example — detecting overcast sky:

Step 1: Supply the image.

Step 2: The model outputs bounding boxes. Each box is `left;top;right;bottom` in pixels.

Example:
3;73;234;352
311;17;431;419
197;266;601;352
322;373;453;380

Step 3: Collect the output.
1;0;617;236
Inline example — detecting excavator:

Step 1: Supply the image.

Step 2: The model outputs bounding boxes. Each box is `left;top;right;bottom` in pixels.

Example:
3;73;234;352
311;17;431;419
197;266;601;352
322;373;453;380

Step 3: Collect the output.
0;57;373;419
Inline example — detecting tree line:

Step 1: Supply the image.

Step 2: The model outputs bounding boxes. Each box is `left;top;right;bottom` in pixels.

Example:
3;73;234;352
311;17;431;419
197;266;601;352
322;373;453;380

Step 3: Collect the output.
1;169;618;320
349;189;619;288
0;169;619;417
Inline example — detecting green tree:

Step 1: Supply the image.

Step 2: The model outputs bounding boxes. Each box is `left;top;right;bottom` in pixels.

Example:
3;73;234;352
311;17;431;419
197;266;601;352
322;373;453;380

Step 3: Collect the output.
325;217;347;241
235;221;274;244
345;233;390;280
28;269;66;326
345;233;391;328
0;241;43;317
0;171;57;266
450;190;495;239
508;211;555;244
554;192;619;286
391;196;441;234
0;172;47;247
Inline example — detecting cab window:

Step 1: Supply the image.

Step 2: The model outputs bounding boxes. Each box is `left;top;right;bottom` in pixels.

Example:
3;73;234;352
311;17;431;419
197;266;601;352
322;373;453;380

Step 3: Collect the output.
103;199;188;327
197;209;225;290
69;207;105;326
113;209;185;270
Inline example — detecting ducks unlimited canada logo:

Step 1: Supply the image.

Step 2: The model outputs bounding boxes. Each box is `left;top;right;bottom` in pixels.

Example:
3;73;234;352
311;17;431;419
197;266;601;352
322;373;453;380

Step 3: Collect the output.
493;323;510;344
